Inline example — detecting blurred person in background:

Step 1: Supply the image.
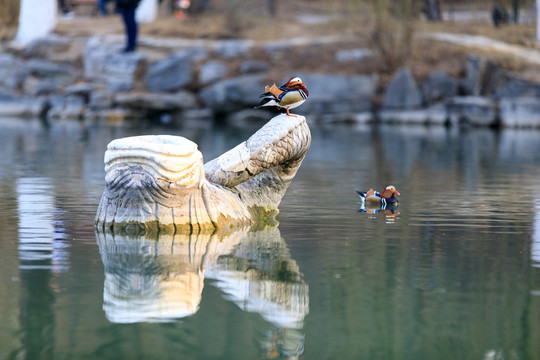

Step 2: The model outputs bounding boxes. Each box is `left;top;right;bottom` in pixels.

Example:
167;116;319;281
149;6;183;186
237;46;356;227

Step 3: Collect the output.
98;0;114;15
58;0;74;18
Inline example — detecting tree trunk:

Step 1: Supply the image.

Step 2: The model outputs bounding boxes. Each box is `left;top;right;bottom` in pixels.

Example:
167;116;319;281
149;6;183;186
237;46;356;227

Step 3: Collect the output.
267;0;276;17
512;0;519;23
537;0;540;42
15;0;57;45
422;0;442;21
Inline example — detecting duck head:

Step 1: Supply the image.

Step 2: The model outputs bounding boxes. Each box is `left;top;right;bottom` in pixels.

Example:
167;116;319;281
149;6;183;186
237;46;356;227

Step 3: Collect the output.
283;77;309;94
380;185;400;200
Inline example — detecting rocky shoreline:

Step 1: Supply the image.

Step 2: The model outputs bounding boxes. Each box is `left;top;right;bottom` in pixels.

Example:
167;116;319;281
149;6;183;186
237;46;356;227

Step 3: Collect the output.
1;33;540;128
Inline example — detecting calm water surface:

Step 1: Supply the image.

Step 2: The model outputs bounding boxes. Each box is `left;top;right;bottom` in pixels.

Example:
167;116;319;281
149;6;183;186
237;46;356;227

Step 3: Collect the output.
0;118;539;360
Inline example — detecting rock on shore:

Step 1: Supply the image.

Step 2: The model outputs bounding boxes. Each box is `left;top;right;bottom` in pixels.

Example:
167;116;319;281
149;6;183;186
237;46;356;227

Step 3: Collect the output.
1;34;540;128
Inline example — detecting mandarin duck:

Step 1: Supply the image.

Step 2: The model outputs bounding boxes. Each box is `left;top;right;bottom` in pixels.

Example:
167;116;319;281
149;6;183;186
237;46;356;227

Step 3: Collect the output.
357;185;400;207
254;76;308;117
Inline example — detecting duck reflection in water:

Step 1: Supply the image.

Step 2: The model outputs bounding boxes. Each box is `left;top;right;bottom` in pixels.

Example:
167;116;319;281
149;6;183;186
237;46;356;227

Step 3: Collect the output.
358;202;400;222
95;226;308;358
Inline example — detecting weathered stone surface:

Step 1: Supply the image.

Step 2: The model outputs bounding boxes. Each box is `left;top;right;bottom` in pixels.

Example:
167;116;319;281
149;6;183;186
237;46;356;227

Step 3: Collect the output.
182;46;210;62
48;95;86;119
494;77;540;98
95;114;311;231
422;70;458;105
22;35;71;59
0;98;48;117
335;48;373;62
23;76;64;96
146;51;194;92
114;91;198;110
88;91;114;110
499;97;540;128
263;41;293;55
213;40;252;58
298;73;378;114
64;82;103;102
225;109;273;128
382;68;422;109
83;37;145;92
25;59;78;82
460;56;499;96
446;96;496;126
181;108;214;121
0;88;17;100
0;54;27;91
198;74;264;112
318;112;374;125
106;54;146;92
239;60;269;74
378;103;447;125
199;61;228;86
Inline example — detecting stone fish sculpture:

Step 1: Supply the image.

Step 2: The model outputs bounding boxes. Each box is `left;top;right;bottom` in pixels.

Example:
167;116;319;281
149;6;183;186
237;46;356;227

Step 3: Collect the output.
94;114;311;232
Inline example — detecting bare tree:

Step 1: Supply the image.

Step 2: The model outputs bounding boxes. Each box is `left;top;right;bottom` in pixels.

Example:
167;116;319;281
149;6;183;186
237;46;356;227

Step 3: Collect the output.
422;0;441;21
371;0;420;71
537;0;540;42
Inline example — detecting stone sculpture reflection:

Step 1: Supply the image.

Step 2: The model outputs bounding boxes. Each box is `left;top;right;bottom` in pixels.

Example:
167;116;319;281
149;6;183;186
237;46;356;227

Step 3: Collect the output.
94;114;311;232
96;226;308;357
96;228;246;322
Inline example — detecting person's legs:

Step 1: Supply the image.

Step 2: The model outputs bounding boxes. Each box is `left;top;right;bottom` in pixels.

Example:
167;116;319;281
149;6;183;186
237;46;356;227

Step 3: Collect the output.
58;0;71;15
121;6;138;52
98;0;108;15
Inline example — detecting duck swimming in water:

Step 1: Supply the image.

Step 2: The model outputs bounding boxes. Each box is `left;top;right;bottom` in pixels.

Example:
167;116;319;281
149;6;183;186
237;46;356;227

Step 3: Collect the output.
357;185;400;207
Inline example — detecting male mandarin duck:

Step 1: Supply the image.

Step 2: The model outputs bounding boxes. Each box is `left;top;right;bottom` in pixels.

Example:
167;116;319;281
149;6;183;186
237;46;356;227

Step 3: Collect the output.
254;76;309;117
357;185;400;207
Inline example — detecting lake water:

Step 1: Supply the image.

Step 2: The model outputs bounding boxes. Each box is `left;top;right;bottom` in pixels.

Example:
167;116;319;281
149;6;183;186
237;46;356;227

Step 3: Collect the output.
1;117;539;360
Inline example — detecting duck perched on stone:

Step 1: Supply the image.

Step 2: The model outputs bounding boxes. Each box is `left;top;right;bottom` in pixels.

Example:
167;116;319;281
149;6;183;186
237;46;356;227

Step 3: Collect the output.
357;185;400;206
254;76;309;117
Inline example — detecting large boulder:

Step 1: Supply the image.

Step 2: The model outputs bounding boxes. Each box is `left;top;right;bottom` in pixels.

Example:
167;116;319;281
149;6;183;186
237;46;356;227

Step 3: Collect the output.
0;97;48;118
378;103;447;125
145;50;195;92
22;35;71;60
499;97;540;128
114;91;198;111
239;60;269;74
421;70;458;105
494;77;540;98
460;56;499;96
297;73;379;114
0;54;25;91
198;74;264;113
381;68;422;109
213;40;252;59
48;95;86;119
198;60;228;86
446;96;496;126
83;37;145;92
21;59;79;96
335;48;373;62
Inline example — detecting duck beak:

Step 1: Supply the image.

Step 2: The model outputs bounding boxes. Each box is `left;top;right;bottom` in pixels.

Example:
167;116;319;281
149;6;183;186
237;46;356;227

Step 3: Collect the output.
394;190;400;195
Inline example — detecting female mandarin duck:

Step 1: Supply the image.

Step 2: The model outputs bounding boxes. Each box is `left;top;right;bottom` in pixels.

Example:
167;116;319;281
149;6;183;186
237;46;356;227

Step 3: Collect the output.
357;185;400;207
254;76;309;117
